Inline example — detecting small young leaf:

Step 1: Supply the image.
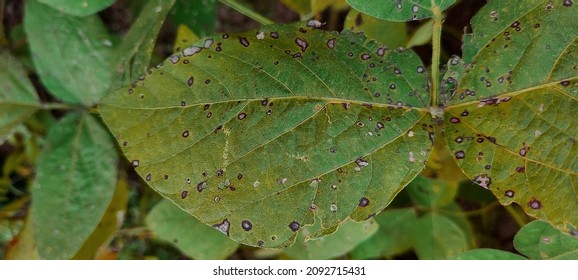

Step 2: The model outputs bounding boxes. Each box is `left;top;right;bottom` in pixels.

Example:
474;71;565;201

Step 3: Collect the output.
24;0;113;106
514;220;578;260
0;51;39;142
411;213;468;259
350;208;417;259
146;199;239;260
284;218;378;260
452;248;527;260
346;0;456;22
31;112;118;259
36;0;115;17
443;0;578;236
100;23;433;248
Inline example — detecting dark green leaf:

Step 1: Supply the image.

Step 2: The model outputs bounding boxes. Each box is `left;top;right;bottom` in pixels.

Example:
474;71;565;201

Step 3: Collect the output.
350;208;416;259
346;0;456;22
514;220;578;260
443;0;578;236
112;0;176;88
37;0;115;17
31;112;118;259
24;0;113;105
169;0;216;37
100;23;433;248
411;213;468;259
452;248;527;260
146;199;239;260
284;218;378;259
0;51;39;142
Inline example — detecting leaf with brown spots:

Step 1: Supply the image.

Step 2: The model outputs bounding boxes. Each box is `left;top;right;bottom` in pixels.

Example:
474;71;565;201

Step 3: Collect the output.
100;23;433;248
443;0;578;236
346;0;456;22
146;199;239;260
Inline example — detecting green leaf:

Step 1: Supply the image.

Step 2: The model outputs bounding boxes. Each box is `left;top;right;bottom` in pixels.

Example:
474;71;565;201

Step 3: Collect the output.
112;0;176;88
169;0;216;37
31;112;118;259
100;23;433;248
346;0;456;22
406;175;457;208
443;0;578;236
284;218;378;260
72;174;128;259
0;51;39;143
411;213;469;259
350;208;416;259
24;0;113;105
36;0;115;17
146;199;239;260
344;10;407;49
452;248;527;260
514;220;578;260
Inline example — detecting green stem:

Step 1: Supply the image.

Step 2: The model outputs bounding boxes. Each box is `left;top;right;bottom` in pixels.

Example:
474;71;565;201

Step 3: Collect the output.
218;0;274;26
430;3;443;107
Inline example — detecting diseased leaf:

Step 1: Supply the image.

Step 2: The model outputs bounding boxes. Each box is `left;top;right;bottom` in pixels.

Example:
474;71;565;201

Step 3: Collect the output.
411;213;468;259
31;112;118;259
350;208;416;259
284;218;378;260
36;0;115;17
112;0;176;88
146;199;239;260
173;25;200;54
514;220;578;260
24;0;113;106
452;248;527;260
344;10;407;49
443;0;578;235
346;0;456;22
100;23;433;248
0;51;39;142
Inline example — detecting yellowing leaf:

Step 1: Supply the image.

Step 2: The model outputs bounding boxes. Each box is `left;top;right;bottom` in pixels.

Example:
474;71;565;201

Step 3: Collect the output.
100;23;433;248
442;0;578;236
